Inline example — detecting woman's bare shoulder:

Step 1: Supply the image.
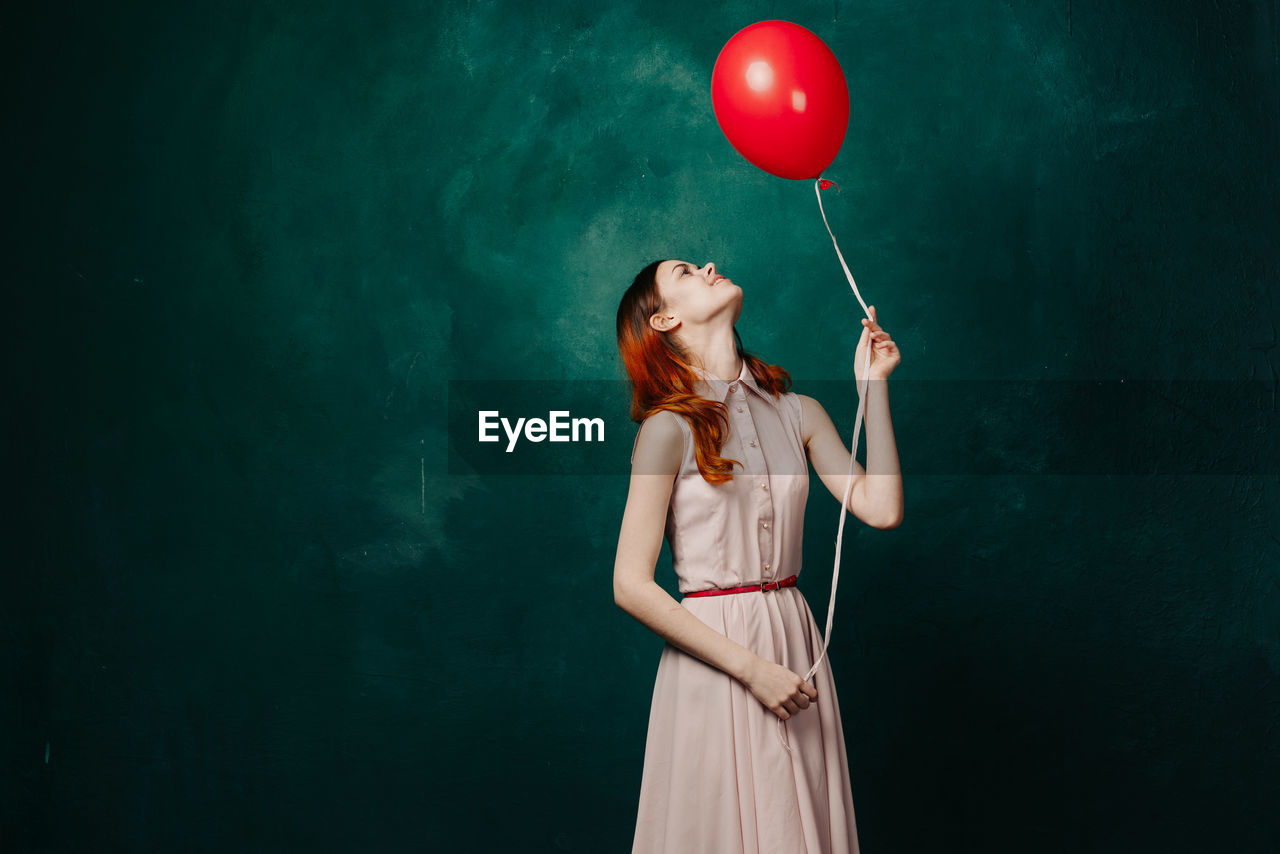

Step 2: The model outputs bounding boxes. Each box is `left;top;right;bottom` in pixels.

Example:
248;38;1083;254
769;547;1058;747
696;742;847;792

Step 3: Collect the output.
792;393;827;446
793;391;824;409
631;409;684;474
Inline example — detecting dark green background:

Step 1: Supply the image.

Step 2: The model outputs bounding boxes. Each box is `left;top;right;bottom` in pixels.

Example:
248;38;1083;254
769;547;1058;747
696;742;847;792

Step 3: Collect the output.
6;0;1278;851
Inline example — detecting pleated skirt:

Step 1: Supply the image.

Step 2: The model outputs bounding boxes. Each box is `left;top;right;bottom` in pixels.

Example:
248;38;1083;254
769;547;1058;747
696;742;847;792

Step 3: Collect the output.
631;586;860;853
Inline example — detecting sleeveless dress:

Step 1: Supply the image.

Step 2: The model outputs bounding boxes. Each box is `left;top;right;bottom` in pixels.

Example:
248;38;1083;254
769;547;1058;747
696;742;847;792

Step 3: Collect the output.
629;361;861;853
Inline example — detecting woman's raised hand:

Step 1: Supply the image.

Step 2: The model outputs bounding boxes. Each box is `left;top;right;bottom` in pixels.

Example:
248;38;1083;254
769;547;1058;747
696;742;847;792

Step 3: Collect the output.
854;304;901;384
741;656;818;721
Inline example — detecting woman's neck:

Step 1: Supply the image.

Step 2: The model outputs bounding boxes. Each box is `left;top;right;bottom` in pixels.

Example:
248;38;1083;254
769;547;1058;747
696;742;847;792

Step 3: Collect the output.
685;327;742;383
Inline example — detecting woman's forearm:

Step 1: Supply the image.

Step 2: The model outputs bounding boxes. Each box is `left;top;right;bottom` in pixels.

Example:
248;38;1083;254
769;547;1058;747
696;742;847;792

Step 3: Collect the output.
857;377;903;526
616;580;758;681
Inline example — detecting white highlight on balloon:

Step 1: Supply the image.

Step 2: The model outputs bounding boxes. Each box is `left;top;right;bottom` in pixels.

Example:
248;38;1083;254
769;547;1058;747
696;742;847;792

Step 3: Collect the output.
745;60;774;92
791;90;806;112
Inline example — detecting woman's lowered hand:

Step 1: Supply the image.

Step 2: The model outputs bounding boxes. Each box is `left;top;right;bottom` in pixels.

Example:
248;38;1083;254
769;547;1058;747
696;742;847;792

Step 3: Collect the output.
740;655;818;720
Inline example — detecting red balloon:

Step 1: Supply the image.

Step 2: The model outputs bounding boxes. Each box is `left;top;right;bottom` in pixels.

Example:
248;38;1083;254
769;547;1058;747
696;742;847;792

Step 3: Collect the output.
711;21;849;180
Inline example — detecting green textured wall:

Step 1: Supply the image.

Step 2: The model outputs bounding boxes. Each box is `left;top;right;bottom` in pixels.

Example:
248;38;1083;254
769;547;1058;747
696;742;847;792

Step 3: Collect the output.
5;0;1278;851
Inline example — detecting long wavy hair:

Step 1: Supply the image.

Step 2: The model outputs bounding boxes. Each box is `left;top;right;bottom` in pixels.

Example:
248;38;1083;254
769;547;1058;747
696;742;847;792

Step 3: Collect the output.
616;259;792;484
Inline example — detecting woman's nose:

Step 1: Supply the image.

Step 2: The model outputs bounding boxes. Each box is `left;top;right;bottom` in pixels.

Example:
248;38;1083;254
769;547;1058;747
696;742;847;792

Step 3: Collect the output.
703;262;716;277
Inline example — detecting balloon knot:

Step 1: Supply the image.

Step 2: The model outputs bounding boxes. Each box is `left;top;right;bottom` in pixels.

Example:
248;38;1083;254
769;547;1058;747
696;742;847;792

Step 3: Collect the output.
818;179;839;192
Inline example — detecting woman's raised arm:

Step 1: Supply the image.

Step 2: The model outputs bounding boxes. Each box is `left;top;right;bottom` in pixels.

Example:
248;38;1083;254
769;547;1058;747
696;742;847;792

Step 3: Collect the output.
797;391;903;530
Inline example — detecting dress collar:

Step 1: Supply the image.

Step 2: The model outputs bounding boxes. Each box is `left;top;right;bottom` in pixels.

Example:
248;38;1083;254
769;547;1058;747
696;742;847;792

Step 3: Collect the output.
687;359;780;409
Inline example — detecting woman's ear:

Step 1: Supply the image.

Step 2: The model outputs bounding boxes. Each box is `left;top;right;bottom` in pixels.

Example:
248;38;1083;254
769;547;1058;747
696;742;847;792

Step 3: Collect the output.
650;312;679;333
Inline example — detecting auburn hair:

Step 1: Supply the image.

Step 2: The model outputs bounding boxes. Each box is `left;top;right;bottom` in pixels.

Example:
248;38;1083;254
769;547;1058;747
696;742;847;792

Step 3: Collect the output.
616;259;792;484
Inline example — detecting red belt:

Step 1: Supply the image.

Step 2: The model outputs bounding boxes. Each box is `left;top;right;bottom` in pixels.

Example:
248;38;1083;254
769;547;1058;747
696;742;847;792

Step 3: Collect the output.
683;575;799;598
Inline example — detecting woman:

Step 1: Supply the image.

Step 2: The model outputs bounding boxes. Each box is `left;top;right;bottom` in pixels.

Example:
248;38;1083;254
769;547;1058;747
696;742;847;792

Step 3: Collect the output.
613;258;903;853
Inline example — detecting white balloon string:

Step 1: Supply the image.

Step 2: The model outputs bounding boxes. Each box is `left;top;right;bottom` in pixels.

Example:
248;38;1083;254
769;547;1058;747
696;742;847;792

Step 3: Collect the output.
776;178;874;754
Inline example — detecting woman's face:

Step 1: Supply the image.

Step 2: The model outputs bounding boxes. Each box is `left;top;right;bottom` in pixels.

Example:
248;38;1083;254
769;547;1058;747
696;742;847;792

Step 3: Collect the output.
650;259;743;332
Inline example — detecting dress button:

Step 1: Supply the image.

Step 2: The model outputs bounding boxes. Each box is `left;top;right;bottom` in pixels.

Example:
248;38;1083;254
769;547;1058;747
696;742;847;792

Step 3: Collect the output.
728;384;737;392
762;522;769;529
748;440;756;447
764;563;771;571
736;406;743;413
761;482;768;491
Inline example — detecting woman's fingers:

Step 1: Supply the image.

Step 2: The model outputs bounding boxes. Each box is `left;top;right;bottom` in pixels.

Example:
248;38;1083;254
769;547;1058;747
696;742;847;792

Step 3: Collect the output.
782;681;817;716
756;666;821;719
867;327;896;348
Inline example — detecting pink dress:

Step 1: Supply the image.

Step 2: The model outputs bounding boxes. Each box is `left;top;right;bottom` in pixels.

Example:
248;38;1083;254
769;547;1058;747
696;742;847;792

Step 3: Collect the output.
629;361;861;853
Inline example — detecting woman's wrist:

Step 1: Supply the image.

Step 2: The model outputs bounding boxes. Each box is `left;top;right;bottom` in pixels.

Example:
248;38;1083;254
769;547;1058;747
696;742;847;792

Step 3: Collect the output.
730;649;760;683
856;374;891;392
